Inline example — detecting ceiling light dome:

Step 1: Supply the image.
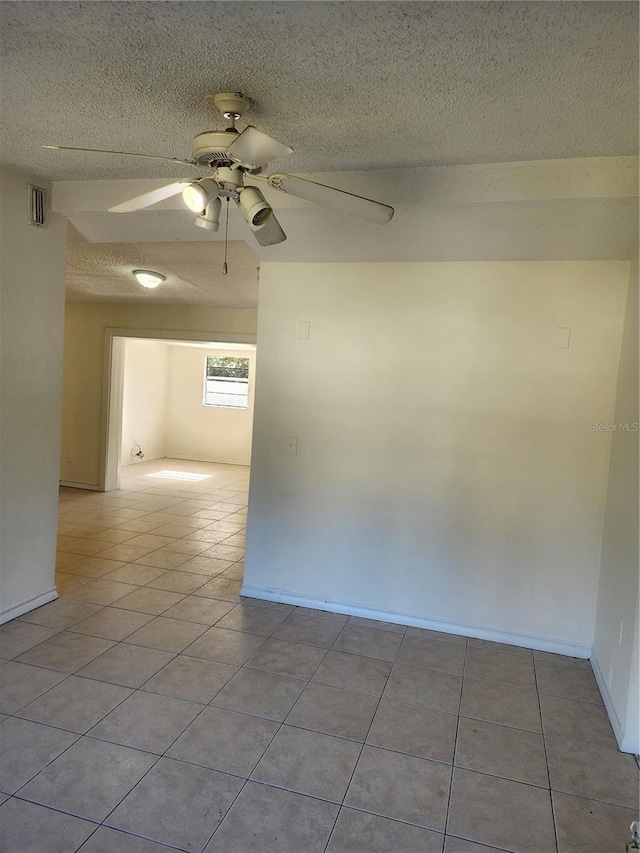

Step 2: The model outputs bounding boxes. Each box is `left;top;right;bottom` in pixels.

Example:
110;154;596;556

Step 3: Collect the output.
133;269;165;289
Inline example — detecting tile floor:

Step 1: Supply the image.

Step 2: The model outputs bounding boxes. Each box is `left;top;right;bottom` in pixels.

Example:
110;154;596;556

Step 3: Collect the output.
0;459;637;853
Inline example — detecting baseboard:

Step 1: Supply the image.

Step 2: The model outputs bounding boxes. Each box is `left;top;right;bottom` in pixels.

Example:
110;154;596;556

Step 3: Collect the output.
239;585;592;659
0;588;58;625
167;454;250;468
59;481;100;491
591;653;639;755
619;732;640;755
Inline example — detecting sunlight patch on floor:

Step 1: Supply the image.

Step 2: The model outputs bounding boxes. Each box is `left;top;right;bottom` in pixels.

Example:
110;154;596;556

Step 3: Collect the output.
146;470;211;482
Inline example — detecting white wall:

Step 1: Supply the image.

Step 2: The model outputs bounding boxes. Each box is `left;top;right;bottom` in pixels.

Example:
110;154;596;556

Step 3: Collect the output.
166;346;255;466
121;338;169;465
0;167;67;622
244;261;629;655
592;256;639;753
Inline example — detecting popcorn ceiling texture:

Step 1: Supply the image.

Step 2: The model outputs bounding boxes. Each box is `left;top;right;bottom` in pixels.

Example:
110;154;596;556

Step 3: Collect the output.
65;241;259;307
2;1;637;305
1;1;637;182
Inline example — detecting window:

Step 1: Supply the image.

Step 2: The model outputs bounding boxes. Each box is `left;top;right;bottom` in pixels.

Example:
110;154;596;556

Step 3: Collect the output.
203;356;250;409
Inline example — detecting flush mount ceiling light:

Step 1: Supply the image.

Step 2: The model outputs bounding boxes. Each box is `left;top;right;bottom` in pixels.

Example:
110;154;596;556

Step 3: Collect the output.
133;269;165;289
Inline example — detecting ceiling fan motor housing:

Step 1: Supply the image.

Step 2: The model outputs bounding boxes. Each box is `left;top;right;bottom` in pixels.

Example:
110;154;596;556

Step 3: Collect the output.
191;130;237;166
210;92;251;119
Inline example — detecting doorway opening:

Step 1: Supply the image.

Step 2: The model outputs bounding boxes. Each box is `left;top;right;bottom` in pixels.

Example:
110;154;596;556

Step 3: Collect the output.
101;329;257;493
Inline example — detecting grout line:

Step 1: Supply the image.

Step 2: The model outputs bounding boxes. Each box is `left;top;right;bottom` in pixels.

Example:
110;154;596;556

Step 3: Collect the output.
533;656;560;853
322;622;407;851
443;634;467;840
74;824;182;852
199;617;339;850
7;729;88;800
2;465;618;853
72;580;249;845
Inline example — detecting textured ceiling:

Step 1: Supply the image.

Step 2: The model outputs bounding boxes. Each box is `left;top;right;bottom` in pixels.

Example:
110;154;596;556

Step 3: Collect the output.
1;1;637;307
66;241;259;307
2;1;637;181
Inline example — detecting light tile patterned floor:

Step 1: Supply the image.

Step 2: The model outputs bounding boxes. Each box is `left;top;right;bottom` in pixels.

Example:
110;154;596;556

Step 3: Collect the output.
0;459;637;852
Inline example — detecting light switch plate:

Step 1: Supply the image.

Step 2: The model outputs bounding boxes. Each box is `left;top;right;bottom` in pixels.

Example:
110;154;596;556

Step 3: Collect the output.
553;327;572;348
296;321;310;340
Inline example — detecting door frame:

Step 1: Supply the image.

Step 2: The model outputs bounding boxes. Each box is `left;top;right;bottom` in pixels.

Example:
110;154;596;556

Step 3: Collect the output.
99;327;257;491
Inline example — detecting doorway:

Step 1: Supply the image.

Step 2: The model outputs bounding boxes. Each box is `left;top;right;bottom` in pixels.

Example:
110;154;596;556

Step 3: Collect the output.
101;328;257;492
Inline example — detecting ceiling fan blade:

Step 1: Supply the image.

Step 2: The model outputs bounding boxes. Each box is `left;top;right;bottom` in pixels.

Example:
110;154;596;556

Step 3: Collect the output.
226;126;293;170
264;173;394;224
108;181;192;213
42;145;200;168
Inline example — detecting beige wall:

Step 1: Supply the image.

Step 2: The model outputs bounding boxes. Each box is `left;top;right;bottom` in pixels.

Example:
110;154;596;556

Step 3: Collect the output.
121;338;170;466
245;261;629;654
166;346;256;465
0;167;68;622
593;255;639;753
61;303;257;487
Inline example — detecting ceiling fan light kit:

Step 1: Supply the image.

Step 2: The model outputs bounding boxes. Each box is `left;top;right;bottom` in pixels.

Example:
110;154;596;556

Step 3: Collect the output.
182;177;219;212
43;90;394;249
195;198;222;231
238;186;273;229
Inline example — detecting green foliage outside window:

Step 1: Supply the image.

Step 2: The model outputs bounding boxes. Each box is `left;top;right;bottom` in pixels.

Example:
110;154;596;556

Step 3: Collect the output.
205;356;249;379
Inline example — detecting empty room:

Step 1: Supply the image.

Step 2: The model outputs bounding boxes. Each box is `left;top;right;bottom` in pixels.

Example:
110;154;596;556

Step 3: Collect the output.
0;2;638;852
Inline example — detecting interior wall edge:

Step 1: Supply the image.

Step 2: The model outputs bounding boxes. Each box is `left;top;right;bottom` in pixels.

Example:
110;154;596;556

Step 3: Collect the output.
591;651;638;754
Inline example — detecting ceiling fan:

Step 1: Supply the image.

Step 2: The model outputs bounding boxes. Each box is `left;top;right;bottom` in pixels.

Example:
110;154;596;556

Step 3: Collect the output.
43;92;394;249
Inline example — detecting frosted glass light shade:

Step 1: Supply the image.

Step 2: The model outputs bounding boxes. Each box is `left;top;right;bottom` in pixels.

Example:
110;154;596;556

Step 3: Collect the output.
133;269;165;289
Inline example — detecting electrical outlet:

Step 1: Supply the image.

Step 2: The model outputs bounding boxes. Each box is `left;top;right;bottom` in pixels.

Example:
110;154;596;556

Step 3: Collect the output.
618;621;624;646
66;452;73;464
284;436;298;455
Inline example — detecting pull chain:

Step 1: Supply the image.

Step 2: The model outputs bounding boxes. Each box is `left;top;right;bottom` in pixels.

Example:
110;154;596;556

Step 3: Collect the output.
222;198;230;275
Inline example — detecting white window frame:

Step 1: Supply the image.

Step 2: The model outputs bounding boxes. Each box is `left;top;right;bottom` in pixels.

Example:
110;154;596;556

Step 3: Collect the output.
202;356;250;409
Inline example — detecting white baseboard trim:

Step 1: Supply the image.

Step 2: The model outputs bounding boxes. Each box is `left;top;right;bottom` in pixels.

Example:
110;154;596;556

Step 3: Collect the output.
591;653;639;755
0;588;58;625
239;585;592;659
620;732;640;755
167;455;250;468
59;481;100;491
